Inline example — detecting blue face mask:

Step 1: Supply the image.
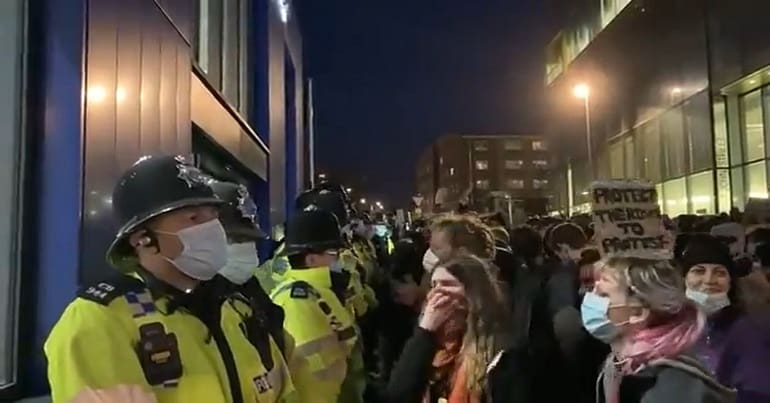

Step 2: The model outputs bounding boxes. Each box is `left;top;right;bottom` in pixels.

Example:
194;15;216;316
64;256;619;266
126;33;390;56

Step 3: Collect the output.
581;291;621;343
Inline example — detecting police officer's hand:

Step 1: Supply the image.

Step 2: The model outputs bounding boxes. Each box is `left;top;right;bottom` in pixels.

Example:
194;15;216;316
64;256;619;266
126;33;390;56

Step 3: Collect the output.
418;287;461;332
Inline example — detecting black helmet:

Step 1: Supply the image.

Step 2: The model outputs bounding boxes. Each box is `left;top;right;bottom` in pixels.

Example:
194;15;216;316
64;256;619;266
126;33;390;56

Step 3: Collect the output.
209;181;266;241
316;181;350;202
107;155;223;268
283;209;343;256
296;189;319;210
309;190;350;226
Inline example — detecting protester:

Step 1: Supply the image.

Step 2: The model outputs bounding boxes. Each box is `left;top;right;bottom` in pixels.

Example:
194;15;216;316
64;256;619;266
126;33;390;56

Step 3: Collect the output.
385;255;529;403
586;257;734;402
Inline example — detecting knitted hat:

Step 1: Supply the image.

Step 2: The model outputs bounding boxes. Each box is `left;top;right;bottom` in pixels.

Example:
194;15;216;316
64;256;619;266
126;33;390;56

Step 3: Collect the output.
680;233;734;275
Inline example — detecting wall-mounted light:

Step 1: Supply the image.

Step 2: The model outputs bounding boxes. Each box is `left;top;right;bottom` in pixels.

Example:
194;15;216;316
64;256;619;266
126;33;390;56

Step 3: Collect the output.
116;87;127;103
277;0;289;23
88;86;107;103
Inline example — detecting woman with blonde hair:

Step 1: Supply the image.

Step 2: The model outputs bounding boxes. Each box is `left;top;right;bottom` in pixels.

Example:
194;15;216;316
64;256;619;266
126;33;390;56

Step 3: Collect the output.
583;257;735;403
385;255;530;403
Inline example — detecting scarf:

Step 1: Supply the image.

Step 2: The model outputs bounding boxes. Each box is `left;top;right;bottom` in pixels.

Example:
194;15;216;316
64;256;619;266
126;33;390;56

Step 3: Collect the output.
424;310;480;403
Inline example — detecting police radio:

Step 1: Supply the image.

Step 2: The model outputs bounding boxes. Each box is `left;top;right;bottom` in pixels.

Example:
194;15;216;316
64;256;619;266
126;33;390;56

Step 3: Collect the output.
136;322;183;386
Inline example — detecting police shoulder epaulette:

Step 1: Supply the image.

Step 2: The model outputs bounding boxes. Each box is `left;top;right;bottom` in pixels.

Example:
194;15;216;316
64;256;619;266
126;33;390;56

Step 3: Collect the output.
77;275;145;306
289;281;319;299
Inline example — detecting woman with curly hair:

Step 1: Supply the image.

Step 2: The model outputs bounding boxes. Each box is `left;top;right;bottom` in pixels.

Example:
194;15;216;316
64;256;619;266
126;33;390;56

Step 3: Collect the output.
385;255;529;403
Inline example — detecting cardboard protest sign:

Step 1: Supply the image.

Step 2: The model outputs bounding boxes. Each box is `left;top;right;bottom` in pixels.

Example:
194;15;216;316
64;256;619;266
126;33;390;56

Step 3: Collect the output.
590;180;672;260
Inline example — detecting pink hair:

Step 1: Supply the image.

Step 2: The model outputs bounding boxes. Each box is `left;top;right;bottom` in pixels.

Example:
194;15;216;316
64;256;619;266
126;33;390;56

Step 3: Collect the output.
619;302;705;373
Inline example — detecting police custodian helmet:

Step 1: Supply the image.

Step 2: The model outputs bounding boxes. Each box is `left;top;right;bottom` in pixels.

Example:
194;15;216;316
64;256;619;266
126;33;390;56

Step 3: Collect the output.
106;155;223;268
282;208;343;256
296;189;350;226
209;181;267;241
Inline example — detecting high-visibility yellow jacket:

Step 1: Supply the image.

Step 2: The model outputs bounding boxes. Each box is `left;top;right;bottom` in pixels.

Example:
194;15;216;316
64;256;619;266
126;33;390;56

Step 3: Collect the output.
45;275;295;403
339;249;370;318
256;243;292;294
270;267;358;403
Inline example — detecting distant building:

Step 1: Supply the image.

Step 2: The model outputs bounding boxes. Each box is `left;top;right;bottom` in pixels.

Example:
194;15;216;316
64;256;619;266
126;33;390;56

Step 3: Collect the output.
415;134;553;216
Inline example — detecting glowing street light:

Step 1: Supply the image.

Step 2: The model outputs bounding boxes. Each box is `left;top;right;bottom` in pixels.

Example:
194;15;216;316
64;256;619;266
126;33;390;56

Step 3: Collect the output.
573;83;590;99
360;198;367;204
572;83;593;176
346;187;353;193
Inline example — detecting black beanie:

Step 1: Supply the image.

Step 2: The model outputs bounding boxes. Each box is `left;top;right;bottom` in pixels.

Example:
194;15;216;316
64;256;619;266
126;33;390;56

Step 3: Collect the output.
680;233;734;275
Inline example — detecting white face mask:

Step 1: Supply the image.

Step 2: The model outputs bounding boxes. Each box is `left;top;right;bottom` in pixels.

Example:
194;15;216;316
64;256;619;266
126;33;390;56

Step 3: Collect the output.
423;249;439;273
157;219;228;281
220;242;259;285
686;289;731;315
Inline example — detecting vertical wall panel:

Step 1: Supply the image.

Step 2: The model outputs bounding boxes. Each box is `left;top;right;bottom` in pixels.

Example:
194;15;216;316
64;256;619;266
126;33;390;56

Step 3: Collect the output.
155;0;193;44
80;0;192;283
139;9;162;155
33;0;86;393
81;0;120;284
159;14;179;154
115;0;143;170
267;3;286;223
177;42;191;155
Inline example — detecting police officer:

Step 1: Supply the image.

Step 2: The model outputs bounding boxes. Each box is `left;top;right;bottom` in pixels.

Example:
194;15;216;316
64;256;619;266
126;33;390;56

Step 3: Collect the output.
210;180;288;357
45;156;294;403
270;209;358;403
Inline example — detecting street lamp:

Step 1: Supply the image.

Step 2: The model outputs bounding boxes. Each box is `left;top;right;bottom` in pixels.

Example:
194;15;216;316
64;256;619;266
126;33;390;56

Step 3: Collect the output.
360;198;367;204
573;83;593;176
346;187;353;193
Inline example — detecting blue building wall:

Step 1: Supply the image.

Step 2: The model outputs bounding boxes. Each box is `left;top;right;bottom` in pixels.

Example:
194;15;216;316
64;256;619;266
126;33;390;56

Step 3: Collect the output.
24;0;305;397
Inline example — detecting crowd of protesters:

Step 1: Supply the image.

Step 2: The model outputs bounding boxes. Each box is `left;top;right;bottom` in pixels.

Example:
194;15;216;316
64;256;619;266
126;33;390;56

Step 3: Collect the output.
373;209;770;403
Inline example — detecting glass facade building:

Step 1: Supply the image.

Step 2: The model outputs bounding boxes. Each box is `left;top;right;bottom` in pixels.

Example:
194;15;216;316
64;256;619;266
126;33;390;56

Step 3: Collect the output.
545;0;770;217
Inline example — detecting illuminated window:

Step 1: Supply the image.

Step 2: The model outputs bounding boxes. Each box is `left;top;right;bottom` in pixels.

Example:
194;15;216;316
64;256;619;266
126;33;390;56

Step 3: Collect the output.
663;177;687;217
745;160;767;199
439;157;444;165
532;160;549;169
687;171;714;214
475;179;490;190
195;0;252;113
475;160;489;170
449;167;455;176
533;179;549;189
504;140;523;150
741;90;765;163
505;160;523;170
507;179;525;190
532;141;548;151
473;141;489;151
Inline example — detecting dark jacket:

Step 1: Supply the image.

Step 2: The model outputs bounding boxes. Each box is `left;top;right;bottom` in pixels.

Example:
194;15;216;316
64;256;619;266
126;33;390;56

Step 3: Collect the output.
717;312;770;402
599;355;736;403
385;327;531;403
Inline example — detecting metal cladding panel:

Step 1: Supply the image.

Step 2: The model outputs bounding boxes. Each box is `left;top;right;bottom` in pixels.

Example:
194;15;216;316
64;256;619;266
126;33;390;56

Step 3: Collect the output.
267;9;287;224
190;72;268;179
31;0;86;395
81;0;192;285
261;0;305;224
154;0;194;44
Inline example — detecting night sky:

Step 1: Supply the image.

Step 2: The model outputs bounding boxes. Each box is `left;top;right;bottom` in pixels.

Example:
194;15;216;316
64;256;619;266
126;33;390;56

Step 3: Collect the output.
298;0;553;208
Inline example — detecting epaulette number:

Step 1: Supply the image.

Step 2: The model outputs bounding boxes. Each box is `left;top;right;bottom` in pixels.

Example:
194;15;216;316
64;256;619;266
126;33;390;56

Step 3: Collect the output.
84;282;116;300
290;285;308;299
